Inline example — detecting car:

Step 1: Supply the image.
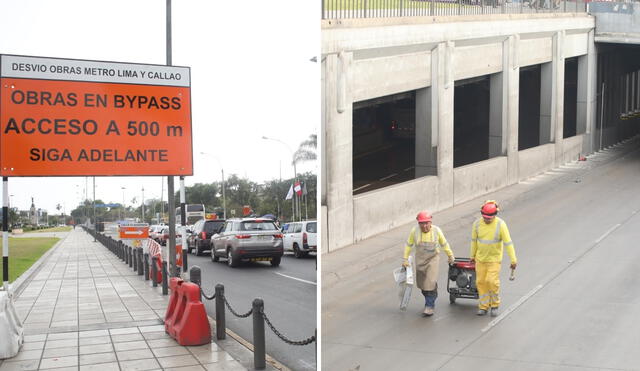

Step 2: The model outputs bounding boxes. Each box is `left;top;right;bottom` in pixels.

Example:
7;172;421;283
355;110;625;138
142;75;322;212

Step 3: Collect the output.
157;225;183;246
149;224;165;242
282;221;317;258
210;218;284;268
187;219;225;256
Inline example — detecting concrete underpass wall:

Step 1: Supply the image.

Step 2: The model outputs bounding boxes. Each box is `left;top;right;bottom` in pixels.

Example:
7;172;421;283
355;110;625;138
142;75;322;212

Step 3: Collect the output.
322;14;597;252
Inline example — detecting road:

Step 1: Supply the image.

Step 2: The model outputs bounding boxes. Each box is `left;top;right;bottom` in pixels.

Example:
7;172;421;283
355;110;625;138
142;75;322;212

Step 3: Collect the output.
323;138;640;370
190;251;317;371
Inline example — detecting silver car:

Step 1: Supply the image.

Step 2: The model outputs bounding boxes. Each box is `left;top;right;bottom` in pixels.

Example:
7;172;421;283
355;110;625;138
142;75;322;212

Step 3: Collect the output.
210;218;284;267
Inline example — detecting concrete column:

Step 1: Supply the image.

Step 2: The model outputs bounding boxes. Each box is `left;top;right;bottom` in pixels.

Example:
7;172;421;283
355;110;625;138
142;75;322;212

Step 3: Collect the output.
434;42;454;209
324;52;354;252
540;62;553;145
489;72;504;158
505;35;520;185
415;87;437;177
577;29;596;156
554;31;566;166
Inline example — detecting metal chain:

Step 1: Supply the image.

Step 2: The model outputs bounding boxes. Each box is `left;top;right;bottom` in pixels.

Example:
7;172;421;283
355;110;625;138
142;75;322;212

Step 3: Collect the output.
200;287;216;301
222;294;253;318
261;309;316;346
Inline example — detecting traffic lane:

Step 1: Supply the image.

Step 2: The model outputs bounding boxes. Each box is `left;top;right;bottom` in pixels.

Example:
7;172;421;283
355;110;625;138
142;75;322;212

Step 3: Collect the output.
449;209;640;370
189;254;317;370
323;148;640;369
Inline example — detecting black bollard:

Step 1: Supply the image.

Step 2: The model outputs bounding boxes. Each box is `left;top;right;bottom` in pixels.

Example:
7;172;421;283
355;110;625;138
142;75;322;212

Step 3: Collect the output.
124;244;129;265
162;261;168;295
215;284;226;340
189;266;201;287
137;248;143;275
129;247;133;268
252;298;266;370
151;256;158;287
132;247;138;272
143;253;149;281
182;248;188;273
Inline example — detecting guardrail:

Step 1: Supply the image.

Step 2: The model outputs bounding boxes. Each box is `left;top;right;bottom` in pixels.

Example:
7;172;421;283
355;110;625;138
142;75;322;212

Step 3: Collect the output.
321;0;587;19
84;226;316;370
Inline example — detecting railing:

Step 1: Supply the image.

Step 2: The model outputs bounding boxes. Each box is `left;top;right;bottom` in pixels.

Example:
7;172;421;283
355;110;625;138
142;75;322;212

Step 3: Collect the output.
321;0;587;19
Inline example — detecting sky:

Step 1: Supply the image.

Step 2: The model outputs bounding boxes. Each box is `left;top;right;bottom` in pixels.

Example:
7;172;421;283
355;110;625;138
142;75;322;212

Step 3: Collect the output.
0;0;319;215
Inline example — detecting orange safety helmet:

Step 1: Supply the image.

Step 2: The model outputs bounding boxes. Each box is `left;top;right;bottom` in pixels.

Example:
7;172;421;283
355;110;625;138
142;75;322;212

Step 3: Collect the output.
481;200;499;217
416;211;432;223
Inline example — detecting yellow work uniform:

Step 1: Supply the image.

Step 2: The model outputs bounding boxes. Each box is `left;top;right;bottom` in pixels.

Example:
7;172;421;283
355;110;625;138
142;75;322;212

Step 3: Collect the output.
404;225;454;291
470;216;517;310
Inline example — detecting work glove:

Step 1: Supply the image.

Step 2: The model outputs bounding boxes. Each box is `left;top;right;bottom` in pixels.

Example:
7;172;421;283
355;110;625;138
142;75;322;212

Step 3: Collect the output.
510;262;517;270
448;255;455;264
402;259;410;268
470;257;475;263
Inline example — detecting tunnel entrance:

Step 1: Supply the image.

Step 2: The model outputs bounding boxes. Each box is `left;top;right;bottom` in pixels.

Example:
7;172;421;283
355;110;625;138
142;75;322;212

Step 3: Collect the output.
352;92;417;195
454;76;490;167
519;65;542;150
564;57;578;138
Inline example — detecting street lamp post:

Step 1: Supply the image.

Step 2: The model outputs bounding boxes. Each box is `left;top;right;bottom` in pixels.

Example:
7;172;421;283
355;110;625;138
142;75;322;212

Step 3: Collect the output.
199;152;226;219
261;136;298;221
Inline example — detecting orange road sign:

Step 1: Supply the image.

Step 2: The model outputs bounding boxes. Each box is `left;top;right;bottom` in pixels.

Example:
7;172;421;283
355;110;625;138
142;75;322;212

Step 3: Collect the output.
119;225;149;239
0;54;192;176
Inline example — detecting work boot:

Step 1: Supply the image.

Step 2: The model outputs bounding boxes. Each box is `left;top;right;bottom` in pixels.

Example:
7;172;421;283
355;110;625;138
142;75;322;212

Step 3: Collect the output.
476;309;488;316
490;307;500;317
422;306;434;317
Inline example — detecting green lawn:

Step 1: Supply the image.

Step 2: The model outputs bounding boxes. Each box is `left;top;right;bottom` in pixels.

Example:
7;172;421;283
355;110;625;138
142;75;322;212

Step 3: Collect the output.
27;226;72;233
0;237;59;282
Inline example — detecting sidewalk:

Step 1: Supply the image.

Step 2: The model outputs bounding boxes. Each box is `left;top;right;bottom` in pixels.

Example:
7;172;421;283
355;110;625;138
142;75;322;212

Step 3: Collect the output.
0;228;269;371
322;136;640;289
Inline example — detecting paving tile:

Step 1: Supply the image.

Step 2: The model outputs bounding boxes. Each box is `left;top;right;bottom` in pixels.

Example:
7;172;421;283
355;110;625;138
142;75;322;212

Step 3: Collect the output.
0;359;39;371
156;355;200;368
20;341;45;351
118;358;160;371
151;345;189;357
111;333;144;343
146;338;178;348
116;349;154;361
39;356;79;369
203;360;247;371
52;320;79;327
141;332;171;340
79;362;120;371
192;351;234;364
163;366;206;371
45;339;78;349
79;343;114;355
80;336;111;346
187;343;219;353
23;334;47;342
42;346;79;358
8;349;42;361
79;330;109;338
138;325;164;333
79;352;117;365
113;341;149;352
109;327;139;335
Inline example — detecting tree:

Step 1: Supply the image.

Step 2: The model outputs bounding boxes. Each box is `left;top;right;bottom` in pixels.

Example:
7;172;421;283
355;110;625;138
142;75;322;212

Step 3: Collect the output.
293;134;317;164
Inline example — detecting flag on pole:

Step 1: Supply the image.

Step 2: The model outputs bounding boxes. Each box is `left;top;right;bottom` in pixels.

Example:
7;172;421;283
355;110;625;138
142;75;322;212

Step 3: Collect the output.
294;181;302;196
285;184;294;200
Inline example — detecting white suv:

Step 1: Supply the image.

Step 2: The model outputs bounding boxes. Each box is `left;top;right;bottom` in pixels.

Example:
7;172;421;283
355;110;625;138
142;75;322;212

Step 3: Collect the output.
282;221;317;258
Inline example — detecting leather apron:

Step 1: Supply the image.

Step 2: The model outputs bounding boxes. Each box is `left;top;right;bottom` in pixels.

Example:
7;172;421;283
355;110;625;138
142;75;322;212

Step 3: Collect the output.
415;227;440;291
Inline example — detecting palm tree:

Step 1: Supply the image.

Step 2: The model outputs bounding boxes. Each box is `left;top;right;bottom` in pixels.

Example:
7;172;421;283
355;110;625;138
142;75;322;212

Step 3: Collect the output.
293;134;317;164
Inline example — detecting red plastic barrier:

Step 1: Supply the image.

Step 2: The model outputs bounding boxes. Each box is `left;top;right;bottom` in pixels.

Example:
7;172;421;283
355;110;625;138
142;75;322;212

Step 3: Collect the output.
164;279;211;346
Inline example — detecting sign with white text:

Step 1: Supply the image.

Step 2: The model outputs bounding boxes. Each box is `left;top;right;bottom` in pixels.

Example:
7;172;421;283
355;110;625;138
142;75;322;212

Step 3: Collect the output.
0;55;192;176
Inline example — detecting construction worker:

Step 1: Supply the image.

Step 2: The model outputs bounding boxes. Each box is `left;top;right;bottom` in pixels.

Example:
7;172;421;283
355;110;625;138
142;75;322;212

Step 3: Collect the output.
470;200;517;317
403;211;455;317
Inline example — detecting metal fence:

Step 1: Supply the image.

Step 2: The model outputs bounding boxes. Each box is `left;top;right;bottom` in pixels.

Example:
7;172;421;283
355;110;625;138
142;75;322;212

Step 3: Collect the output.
321;0;587;19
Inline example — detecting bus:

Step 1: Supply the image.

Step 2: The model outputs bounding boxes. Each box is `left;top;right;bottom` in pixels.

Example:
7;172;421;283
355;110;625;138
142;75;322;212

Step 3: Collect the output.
176;204;205;225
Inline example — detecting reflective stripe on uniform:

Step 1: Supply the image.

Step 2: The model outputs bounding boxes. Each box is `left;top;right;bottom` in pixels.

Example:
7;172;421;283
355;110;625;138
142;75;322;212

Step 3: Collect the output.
504;241;513;246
